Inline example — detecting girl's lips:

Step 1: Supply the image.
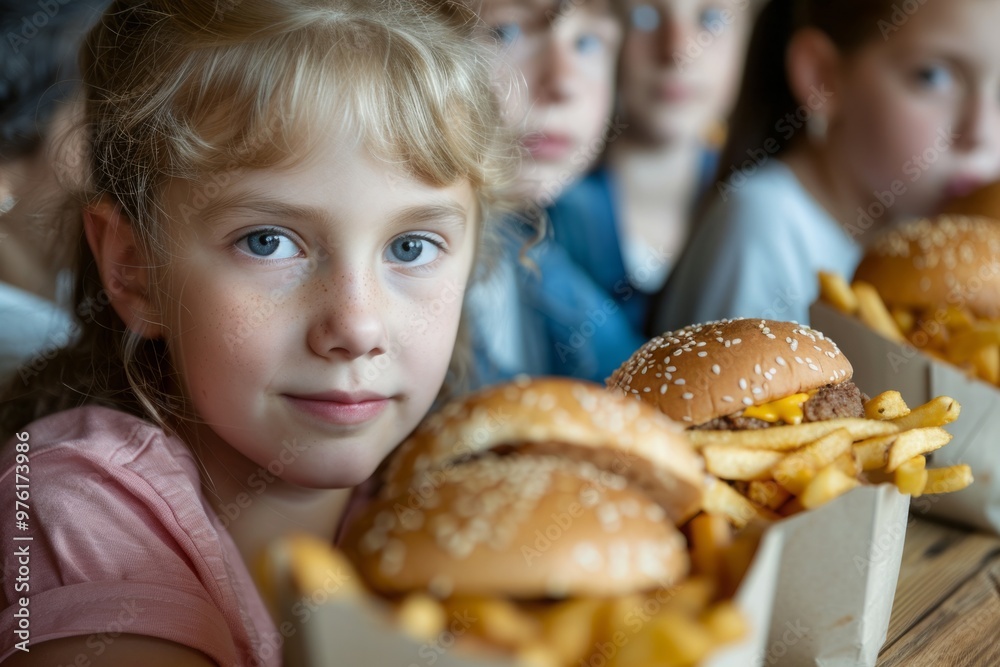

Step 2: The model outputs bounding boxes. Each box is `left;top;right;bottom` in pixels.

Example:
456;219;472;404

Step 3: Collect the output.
284;394;389;426
523;134;574;161
944;176;986;201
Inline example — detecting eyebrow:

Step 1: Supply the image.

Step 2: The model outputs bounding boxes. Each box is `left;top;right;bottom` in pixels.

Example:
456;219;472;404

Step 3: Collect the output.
198;192;470;233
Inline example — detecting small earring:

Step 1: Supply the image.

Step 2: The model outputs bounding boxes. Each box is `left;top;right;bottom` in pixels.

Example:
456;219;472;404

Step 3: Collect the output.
807;113;828;143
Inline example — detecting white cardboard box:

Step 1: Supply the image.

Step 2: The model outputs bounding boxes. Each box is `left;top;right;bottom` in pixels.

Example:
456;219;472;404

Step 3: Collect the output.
811;300;1000;532
762;484;909;667
278;528;785;667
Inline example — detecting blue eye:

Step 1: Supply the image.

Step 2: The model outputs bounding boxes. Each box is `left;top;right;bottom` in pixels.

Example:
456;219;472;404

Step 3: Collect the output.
386;234;443;267
576;33;605;54
916;64;954;91
490;22;521;47
631;4;660;32
699;7;726;31
236;228;301;260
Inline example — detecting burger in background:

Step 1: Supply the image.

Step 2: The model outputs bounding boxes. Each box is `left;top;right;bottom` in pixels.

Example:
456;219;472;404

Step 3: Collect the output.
851;215;1000;386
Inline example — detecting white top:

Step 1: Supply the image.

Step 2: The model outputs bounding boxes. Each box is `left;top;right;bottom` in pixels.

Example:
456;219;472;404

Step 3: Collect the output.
0;280;76;383
652;159;862;332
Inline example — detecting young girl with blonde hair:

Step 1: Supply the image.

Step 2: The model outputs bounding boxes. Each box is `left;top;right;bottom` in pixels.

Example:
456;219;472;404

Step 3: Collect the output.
0;0;516;663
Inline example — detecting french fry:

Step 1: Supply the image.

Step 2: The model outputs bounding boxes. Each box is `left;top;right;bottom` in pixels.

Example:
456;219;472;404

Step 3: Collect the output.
890;396;961;431
689;513;732;578
702;477;769;528
830;450;862;478
689;418;899;451
447;597;540;649
538;599;603;666
853;434;896;471
610;611;716;667
891;307;916;335
663;577;717;615
819;271;858;314
397;593;447;641
702;602;748;644
747;480;792;511
886;427;953;472
515;643;560;667
853;280;907;344
701;446;786;481
800;464;861;510
971;344;1000;385
772;428;854;495
947;321;1000;360
924;465;974;494
864;390;910;420
894;455;927;497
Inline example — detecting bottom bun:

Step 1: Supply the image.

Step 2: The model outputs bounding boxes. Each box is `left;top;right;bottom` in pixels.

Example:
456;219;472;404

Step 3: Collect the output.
343;453;690;599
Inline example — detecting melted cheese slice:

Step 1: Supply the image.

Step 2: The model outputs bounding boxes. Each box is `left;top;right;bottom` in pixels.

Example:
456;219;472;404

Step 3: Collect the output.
742;392;813;425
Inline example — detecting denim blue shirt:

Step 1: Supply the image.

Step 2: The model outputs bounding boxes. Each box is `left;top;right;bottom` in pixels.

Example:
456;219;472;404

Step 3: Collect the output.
650;160;863;333
467;220;646;388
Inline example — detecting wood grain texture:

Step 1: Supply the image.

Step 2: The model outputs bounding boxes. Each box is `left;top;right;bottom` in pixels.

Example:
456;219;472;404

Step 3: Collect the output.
877;517;1000;666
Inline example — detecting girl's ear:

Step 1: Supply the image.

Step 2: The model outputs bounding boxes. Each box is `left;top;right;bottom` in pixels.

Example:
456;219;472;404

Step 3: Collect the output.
82;198;163;339
786;27;842;126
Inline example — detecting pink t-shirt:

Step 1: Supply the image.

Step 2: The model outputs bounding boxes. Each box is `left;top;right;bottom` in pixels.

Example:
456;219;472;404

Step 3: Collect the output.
0;406;281;666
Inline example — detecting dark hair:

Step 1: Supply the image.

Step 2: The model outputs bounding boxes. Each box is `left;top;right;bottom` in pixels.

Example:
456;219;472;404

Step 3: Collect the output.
0;1;107;161
712;0;898;189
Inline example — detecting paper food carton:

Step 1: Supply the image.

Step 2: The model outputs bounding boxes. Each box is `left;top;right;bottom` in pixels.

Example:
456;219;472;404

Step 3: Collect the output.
763;483;909;667
811;300;1000;532
273;528;785;667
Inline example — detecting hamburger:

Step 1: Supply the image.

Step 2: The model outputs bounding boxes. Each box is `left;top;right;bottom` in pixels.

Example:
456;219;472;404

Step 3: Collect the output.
336;378;752;665
853;215;1000;321
379;376;706;524
347;377;706;598
607;319;864;430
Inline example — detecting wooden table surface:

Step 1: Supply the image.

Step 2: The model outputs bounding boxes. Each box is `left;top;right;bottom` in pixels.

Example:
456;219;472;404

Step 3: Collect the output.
876;516;1000;667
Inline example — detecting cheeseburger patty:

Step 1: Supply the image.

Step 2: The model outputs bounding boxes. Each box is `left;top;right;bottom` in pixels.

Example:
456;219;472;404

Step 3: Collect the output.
694;381;867;431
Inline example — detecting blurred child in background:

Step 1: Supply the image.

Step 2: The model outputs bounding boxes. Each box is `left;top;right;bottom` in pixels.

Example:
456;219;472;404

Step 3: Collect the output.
550;0;757;337
466;0;644;383
0;0;516;662
0;1;106;382
652;0;1000;331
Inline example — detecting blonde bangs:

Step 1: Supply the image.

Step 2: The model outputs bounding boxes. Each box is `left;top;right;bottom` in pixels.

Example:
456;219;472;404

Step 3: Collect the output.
157;5;516;218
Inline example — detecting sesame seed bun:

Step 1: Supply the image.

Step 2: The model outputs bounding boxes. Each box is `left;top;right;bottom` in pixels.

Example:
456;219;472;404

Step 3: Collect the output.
607;319;852;427
343;454;689;599
853;216;1000;319
381;377;706;525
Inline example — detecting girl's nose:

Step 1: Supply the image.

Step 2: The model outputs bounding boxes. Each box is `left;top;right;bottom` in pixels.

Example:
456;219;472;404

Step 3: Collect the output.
535;33;577;104
659;13;693;64
955;88;1000;153
307;270;389;361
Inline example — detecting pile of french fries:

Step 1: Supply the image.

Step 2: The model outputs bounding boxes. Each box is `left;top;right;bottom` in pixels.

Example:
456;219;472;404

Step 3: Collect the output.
695;388;973;528
263;524;757;667
819;270;1000;386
